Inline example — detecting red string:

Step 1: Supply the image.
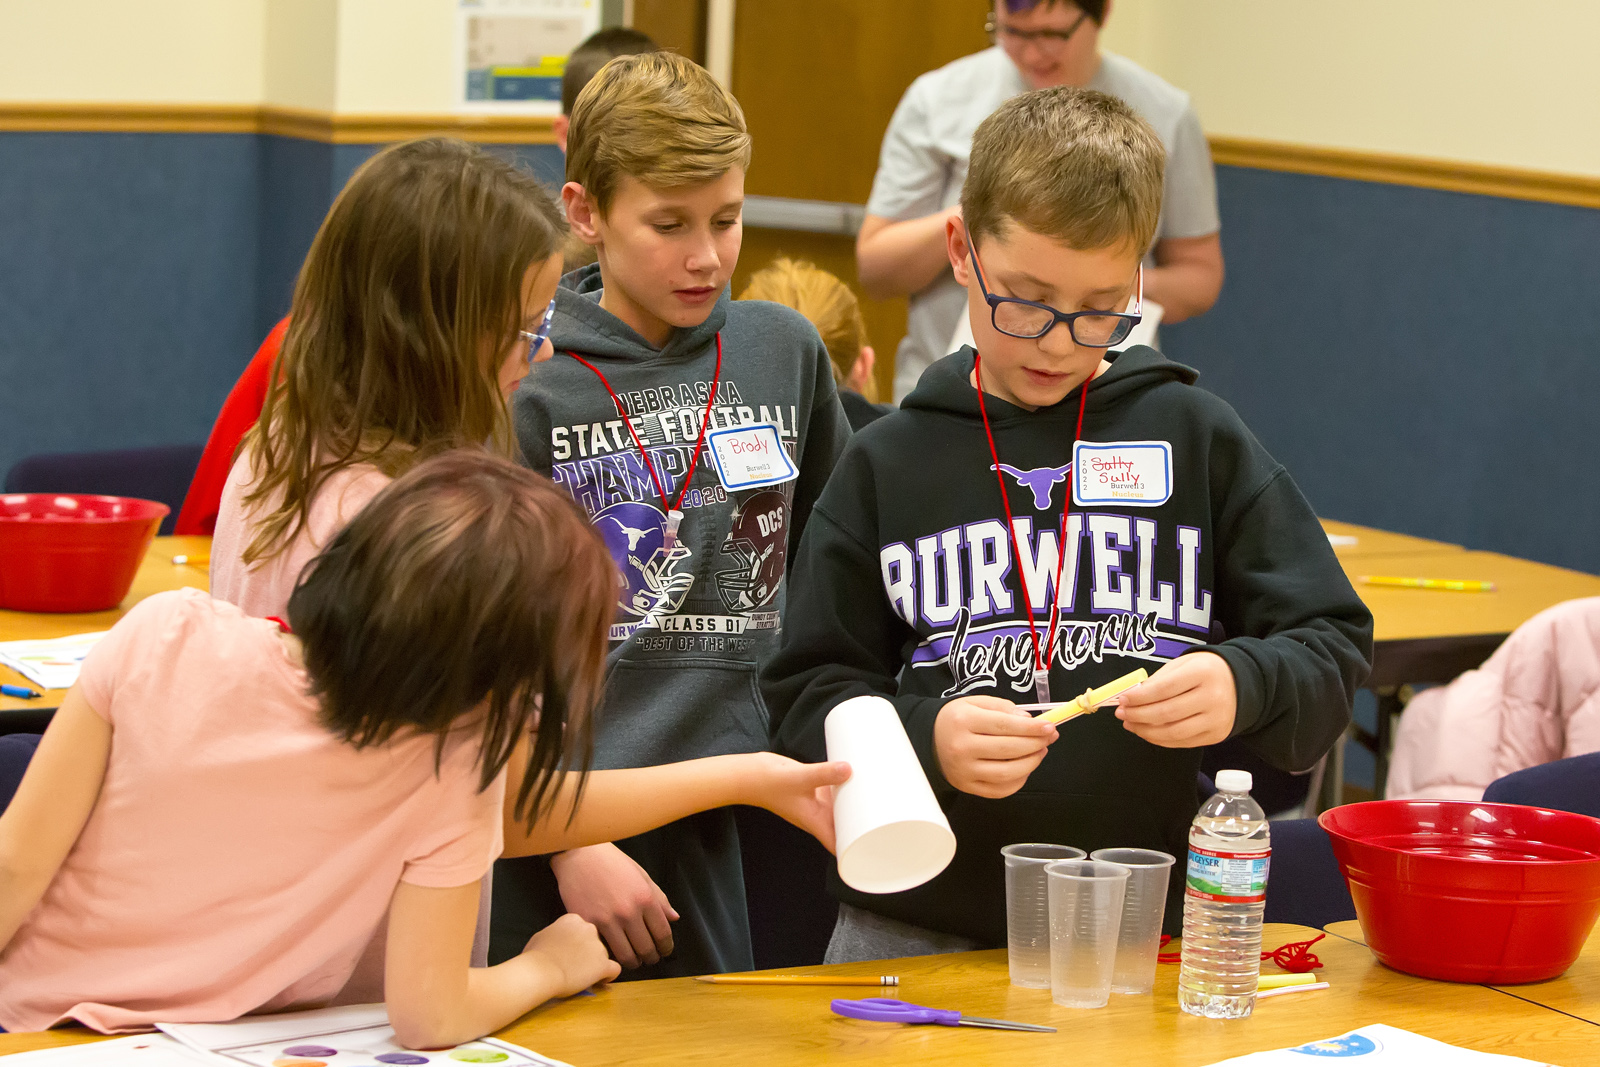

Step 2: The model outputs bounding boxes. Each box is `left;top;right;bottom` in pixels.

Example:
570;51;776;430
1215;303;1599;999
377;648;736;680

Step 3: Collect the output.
565;332;723;515
972;352;1091;680
265;616;292;634
1157;932;1325;972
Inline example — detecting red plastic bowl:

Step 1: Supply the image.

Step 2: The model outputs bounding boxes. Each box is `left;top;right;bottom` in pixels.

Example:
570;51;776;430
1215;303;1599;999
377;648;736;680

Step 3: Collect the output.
0;494;168;612
1320;800;1600;983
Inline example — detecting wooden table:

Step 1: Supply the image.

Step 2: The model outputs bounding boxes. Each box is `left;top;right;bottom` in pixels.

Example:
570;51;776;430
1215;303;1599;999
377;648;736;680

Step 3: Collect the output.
1327;918;1600;1027
1337;547;1600;796
1;925;1592;1063
1321;519;1463;559
0;536;210;719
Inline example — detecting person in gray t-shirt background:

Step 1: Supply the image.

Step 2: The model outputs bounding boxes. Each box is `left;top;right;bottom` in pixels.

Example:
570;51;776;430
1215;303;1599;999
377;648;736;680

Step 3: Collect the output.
858;0;1224;401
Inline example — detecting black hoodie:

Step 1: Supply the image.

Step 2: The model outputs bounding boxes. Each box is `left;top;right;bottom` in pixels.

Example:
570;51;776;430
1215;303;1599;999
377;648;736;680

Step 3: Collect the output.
763;346;1373;943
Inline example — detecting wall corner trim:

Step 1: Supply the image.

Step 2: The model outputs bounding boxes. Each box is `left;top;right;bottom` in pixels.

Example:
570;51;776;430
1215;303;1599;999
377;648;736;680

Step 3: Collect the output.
0;103;557;145
1209;136;1600;211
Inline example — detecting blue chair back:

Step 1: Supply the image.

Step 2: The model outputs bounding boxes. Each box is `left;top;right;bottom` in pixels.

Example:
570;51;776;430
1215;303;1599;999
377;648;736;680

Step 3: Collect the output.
0;733;41;814
1483;753;1600;818
1262;817;1356;928
4;445;204;536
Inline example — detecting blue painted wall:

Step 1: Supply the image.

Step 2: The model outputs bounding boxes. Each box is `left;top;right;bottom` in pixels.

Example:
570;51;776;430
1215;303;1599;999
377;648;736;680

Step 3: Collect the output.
1162;166;1600;576
0;132;562;484
3;138;1595;575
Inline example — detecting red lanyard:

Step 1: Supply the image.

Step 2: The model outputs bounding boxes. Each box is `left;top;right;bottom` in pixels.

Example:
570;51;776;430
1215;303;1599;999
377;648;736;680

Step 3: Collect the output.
565;333;723;550
973;352;1091;703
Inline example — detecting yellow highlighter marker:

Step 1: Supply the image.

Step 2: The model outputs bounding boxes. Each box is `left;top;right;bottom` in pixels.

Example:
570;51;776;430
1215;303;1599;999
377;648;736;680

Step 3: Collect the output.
1036;668;1148;726
1360;575;1495;593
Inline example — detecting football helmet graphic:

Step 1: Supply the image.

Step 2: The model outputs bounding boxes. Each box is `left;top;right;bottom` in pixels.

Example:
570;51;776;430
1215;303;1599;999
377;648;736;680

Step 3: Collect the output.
594;500;694;618
715;490;788;612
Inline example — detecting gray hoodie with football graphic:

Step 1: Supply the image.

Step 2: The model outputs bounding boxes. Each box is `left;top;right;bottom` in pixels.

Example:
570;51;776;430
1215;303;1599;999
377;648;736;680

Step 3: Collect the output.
492;263;850;976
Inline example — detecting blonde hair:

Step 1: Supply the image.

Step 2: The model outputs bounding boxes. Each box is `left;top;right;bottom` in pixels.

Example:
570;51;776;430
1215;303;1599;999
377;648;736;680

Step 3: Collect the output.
242;138;565;563
565;51;752;214
962;87;1165;253
739;258;874;400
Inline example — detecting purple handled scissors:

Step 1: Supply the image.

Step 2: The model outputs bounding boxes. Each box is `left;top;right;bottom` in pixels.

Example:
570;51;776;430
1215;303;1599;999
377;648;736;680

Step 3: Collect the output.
831;997;1056;1033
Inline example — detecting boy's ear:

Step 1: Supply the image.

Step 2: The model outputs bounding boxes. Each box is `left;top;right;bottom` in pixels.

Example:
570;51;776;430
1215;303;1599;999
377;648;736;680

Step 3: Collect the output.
946;214;973;285
553;114;570;154
562;182;603;247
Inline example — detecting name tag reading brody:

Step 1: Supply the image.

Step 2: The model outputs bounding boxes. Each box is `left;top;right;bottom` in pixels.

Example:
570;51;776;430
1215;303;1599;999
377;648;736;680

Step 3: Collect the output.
1072;440;1173;507
707;422;798;491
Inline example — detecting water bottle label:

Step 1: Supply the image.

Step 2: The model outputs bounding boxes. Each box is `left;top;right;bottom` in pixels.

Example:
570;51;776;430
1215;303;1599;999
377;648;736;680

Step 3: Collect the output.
1185;845;1270;903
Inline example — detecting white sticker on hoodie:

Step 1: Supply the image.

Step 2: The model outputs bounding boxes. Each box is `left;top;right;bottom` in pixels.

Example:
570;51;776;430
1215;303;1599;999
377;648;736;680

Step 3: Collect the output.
1072;441;1173;507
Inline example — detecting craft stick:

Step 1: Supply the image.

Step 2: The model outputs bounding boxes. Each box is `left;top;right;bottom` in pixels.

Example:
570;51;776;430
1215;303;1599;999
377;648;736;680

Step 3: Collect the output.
1257;981;1330;999
1036;668;1148;725
693;975;898;986
1257;972;1319;990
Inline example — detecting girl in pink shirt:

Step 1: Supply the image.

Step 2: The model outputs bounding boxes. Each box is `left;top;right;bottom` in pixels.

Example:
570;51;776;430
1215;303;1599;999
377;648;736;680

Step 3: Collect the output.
0;451;847;1044
207;136;570;987
213;136;565;620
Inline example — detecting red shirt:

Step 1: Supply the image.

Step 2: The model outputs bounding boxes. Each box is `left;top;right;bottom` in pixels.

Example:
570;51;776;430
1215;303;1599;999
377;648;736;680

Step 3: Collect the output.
174;317;289;535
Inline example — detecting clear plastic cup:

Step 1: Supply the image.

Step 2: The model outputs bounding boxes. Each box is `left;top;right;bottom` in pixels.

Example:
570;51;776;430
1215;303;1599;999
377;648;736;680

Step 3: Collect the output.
1090;847;1177;995
1046;859;1130;1008
1002;844;1087;987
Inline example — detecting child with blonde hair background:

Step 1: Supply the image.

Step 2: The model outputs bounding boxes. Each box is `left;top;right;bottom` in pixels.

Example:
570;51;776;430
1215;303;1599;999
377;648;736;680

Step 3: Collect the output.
739;257;892;431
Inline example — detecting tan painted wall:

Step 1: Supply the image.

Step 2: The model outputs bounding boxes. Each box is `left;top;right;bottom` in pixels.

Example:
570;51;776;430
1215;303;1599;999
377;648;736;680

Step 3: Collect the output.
1099;0;1600;177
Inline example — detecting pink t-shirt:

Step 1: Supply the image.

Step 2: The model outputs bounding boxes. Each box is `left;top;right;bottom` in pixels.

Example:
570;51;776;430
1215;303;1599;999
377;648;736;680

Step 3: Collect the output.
211;450;391;619
0;589;504;1033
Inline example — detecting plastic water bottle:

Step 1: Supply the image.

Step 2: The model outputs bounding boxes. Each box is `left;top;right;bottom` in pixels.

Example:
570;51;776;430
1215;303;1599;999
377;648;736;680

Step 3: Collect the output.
1178;769;1271;1019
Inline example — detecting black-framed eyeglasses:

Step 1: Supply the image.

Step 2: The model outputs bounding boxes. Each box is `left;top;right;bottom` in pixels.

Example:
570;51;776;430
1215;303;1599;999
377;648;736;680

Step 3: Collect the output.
520;295;556;366
968;244;1141;348
985;8;1089;48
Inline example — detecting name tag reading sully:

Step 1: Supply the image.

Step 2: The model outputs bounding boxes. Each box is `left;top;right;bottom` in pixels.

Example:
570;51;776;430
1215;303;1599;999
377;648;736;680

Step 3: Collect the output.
1073;440;1173;507
707;422;798;491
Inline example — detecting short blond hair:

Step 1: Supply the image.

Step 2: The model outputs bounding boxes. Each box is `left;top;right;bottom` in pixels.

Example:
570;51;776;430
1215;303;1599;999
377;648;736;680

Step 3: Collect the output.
739;258;872;398
962;87;1165;253
566;51;751;214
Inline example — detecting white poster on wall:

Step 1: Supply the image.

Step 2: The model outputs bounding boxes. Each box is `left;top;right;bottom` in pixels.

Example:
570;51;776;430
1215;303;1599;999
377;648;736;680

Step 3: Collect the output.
457;0;602;113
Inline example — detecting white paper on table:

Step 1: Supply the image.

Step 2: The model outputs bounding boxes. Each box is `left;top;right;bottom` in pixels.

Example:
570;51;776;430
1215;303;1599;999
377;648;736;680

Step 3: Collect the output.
1327;533;1360;547
1200;1024;1560;1067
825;695;955;894
158;1004;570;1066
0;1034;217;1065
0;631;108;690
948;296;1164;356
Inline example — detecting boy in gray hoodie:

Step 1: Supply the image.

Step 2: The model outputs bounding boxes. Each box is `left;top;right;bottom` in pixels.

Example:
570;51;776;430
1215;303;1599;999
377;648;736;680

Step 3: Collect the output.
496;51;851;977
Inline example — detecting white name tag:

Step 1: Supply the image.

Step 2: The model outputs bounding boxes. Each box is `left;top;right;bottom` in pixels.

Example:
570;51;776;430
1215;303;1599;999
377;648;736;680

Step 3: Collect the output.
1072;440;1173;507
706;422;798;490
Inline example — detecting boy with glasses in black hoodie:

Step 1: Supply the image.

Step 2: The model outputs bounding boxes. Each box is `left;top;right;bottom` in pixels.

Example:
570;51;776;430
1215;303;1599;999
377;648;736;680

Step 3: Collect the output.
764;86;1372;962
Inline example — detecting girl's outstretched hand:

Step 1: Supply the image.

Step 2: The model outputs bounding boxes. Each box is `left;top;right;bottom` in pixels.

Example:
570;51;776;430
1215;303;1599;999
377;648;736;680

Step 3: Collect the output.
523;913;622;997
748;753;851;853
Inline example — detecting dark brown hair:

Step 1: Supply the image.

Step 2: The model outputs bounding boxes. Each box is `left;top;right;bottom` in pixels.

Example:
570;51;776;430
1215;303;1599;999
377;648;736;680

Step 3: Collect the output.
962;87;1165;254
287;450;616;821
998;0;1106;24
562;27;659;116
243;138;565;564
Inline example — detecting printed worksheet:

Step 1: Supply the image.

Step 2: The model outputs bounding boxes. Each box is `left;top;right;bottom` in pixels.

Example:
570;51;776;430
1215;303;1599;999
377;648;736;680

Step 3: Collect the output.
159;1005;570;1067
1202;1024;1558;1066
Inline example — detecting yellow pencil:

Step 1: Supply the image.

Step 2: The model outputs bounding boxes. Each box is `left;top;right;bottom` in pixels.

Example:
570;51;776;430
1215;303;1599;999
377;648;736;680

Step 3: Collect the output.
693;975;898;987
1360;575;1495;593
1037;668;1148;725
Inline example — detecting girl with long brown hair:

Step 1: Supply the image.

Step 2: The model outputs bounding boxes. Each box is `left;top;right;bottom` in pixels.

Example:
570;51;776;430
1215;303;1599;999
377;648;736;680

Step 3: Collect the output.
211;137;566;617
